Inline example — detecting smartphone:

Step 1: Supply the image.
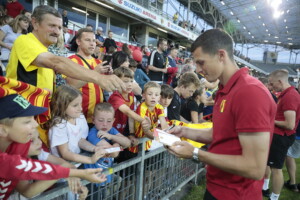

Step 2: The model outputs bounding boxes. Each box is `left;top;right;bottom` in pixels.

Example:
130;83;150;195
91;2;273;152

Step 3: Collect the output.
103;55;112;66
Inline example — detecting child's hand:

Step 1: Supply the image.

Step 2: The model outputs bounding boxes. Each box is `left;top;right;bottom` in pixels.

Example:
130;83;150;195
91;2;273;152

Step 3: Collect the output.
78;186;89;200
128;135;139;147
81;168;107;183
91;149;106;163
141;117;151;132
105;143;120;158
67;177;81;194
97;130;112;140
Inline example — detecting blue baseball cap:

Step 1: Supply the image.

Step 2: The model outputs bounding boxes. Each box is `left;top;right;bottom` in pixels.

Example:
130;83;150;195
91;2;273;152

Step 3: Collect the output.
0;94;47;120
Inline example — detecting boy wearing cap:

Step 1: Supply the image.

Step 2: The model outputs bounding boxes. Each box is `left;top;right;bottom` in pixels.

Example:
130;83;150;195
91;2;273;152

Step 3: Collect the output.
0;94;106;200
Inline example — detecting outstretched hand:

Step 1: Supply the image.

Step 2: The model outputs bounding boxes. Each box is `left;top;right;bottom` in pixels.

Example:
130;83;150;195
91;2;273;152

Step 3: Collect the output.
97;74;125;93
167;141;194;159
80;168;107;183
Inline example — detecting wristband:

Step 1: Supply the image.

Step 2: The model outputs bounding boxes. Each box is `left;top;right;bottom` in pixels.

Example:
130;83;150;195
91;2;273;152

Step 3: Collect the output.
192;148;200;162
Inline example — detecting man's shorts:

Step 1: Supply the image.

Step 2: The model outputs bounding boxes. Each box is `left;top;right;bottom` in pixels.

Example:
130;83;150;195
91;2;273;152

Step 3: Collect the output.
287;139;300;159
268;133;295;169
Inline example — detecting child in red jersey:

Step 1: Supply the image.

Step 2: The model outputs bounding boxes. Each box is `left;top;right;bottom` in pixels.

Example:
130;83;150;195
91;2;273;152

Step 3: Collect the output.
108;67;148;162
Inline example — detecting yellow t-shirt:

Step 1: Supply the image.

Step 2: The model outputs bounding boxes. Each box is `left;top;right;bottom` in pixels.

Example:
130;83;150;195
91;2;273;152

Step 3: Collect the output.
6;33;54;92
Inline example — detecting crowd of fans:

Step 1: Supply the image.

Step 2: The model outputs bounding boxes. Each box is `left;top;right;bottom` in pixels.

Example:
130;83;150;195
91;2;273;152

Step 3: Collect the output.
0;2;299;200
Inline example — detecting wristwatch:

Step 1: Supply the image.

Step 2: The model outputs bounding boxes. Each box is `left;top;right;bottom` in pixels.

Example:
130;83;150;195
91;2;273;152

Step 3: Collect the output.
192;148;200;162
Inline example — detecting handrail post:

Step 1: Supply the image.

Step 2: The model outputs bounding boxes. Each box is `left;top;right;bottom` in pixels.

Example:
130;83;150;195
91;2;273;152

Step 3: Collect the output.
135;139;146;200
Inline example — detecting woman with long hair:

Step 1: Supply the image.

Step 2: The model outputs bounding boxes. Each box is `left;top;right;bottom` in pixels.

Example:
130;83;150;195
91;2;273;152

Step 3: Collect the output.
0;14;29;67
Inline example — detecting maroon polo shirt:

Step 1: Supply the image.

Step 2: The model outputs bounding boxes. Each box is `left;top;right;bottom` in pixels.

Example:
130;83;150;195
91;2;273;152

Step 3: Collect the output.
206;67;276;200
274;86;300;136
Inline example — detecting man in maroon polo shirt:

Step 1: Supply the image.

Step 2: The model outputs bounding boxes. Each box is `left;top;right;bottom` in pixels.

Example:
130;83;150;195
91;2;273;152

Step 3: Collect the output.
264;69;300;200
166;29;277;200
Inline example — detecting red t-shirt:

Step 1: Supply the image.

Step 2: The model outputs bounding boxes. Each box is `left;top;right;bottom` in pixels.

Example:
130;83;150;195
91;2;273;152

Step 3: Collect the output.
0;142;69;200
6;2;24;18
108;91;134;134
274;86;300;136
207;68;276;200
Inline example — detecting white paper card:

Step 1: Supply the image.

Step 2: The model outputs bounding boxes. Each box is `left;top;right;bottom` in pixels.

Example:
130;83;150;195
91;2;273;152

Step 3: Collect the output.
155;129;181;146
105;147;121;153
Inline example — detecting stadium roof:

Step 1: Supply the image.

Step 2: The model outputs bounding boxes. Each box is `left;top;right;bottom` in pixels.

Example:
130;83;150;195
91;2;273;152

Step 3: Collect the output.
178;0;300;49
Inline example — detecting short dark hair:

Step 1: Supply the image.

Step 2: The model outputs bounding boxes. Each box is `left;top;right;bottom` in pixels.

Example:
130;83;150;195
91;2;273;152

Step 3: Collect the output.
160;84;174;99
86;24;93;28
191;29;234;61
111;51;129;70
32;5;61;23
114;66;134;79
129;58;137;69
94;102;115;116
76;28;94;40
157;38;167;47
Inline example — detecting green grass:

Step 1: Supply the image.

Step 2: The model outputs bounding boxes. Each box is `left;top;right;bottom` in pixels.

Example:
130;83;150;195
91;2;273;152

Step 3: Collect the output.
185;159;300;200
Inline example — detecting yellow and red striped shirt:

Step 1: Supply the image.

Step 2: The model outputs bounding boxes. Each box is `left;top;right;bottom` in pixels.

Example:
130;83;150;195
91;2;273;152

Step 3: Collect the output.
0;76;50;145
68;55;104;123
129;102;164;153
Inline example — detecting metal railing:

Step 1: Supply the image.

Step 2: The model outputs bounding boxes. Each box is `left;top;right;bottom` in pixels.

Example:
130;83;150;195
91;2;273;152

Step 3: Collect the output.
32;138;205;200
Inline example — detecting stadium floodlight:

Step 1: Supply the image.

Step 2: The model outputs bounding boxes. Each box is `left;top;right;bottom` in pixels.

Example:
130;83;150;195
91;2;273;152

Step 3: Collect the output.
157;28;168;33
95;0;114;9
72;7;89;15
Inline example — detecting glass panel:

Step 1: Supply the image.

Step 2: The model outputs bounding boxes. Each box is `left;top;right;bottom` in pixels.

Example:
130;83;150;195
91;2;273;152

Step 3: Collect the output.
19;0;33;12
110;17;128;39
47;0;55;7
148;32;157;49
58;1;87;26
86;10;96;31
98;14;107;35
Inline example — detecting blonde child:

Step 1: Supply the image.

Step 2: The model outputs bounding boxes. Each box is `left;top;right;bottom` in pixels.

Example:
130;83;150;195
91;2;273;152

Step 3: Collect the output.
128;81;168;154
85;102;129;198
48;85;106;165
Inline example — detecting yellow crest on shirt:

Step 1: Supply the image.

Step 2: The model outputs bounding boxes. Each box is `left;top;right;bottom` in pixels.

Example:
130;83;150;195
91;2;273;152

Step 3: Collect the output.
220;99;226;113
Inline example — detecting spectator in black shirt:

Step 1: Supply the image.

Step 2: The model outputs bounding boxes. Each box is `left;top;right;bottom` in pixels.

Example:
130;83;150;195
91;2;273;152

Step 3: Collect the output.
180;87;206;123
168;72;201;121
62;9;68;26
103;30;117;53
148;38;168;84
